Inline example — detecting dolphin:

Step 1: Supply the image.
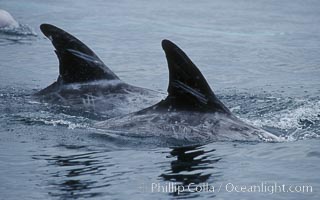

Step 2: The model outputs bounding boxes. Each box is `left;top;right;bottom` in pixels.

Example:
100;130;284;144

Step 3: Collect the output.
0;9;18;28
95;40;280;143
36;24;163;119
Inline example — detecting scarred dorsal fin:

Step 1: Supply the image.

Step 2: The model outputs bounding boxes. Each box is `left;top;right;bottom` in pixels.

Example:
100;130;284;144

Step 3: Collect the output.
158;39;230;114
40;23;119;84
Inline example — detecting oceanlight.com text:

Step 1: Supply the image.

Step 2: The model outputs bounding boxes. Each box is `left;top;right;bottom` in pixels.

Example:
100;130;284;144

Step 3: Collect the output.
145;182;313;195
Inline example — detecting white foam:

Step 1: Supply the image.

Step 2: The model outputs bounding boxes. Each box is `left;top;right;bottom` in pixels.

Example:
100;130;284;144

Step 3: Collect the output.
242;100;320;140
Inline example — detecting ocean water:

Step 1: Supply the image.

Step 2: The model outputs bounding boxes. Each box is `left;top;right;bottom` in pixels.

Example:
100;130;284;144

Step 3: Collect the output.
0;0;319;199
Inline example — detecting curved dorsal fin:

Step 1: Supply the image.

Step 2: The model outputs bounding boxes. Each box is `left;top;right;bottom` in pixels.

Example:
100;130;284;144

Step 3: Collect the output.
40;24;119;84
159;39;230;114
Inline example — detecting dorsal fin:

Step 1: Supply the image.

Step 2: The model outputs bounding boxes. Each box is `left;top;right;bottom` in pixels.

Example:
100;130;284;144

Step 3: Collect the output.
158;39;230;114
40;23;119;84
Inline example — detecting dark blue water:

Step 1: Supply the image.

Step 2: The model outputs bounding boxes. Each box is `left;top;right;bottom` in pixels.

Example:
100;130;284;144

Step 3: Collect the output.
0;0;319;199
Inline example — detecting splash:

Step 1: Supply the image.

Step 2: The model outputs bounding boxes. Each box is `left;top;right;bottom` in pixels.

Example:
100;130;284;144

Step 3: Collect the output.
12;111;90;130
0;23;37;36
242;97;320;141
0;22;37;45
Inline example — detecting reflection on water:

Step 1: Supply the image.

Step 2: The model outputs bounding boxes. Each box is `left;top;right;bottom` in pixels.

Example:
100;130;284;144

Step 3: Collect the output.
161;145;222;197
30;144;225;199
32;146;113;199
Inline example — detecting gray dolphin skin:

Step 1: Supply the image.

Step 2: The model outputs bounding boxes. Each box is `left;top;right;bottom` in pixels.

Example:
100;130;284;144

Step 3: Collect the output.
36;24;162;119
0;9;18;28
95;40;280;143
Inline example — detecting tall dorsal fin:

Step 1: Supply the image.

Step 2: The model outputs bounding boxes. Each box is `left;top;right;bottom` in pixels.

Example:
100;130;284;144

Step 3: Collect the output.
158;39;230;114
40;23;119;84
